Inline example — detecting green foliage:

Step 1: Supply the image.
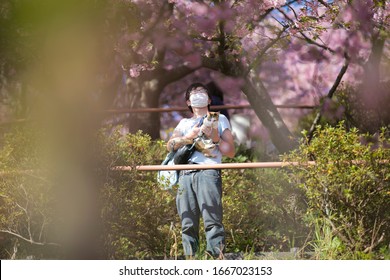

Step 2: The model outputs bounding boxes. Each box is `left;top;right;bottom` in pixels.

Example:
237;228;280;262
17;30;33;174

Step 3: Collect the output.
98;128;307;259
0;125;56;259
100;178;178;259
285;123;390;259
222;168;308;253
297;83;390;136
5;124;388;260
97;127;179;259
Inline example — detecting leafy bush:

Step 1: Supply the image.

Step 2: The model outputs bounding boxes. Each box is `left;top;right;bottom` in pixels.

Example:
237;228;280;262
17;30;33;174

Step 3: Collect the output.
4;124;388;260
96;128;180;259
284;123;390;259
222;167;308;253
0;126;57;259
98;128;308;258
0;126;309;259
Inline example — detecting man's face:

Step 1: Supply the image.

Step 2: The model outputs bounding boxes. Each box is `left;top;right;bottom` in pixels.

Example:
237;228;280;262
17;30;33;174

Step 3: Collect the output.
188;87;210;108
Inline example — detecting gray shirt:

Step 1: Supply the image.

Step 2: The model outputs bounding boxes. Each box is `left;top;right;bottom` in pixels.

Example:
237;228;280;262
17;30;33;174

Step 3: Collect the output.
173;114;231;164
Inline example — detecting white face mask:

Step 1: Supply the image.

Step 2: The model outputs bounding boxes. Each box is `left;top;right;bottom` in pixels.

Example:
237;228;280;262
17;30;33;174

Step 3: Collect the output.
189;90;209;108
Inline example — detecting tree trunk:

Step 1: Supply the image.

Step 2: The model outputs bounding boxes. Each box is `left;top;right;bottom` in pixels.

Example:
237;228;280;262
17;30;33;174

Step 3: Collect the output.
213;55;297;154
242;75;296;154
126;66;200;139
127;78;162;139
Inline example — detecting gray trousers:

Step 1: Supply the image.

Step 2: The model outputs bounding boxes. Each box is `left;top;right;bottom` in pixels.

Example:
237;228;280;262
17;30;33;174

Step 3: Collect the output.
176;169;225;257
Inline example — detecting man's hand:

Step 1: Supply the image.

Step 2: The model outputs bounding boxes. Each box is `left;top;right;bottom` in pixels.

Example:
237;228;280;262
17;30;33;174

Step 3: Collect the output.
184;123;201;139
201;124;220;143
200;124;213;138
168;137;193;151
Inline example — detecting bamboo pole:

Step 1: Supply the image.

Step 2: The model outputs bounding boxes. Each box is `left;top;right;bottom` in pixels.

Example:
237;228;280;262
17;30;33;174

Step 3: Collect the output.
1;160;387;176
113;161;317;171
0;162;311;176
112;159;387;171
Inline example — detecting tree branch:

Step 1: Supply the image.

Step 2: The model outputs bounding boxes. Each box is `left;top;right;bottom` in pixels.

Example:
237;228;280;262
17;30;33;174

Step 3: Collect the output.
307;54;350;143
217;20;229;73
323;216;354;248
0;229;61;247
318;0;331;8
134;1;173;54
297;32;336;54
244;26;288;76
279;5;336;53
157;65;201;87
365;213;386;253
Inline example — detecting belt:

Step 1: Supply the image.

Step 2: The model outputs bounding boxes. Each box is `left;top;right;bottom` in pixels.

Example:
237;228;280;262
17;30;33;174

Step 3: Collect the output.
179;161;199;176
179;163;221;176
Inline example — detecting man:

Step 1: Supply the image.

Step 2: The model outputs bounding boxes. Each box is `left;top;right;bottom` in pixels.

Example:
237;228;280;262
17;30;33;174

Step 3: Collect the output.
166;82;235;258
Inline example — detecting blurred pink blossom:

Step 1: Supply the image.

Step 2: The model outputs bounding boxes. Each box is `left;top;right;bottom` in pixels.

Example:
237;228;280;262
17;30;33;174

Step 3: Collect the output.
213;75;245;96
184;53;202;68
128;63;154;78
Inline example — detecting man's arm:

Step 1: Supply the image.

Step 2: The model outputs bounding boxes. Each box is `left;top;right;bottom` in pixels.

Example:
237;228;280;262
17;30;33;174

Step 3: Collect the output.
218;129;235;158
166;125;200;152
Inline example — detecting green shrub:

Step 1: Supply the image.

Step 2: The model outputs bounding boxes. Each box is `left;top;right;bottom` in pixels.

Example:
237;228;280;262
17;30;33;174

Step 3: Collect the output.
98;128;308;258
222;168;308;253
285;123;390;259
97;128;180;259
0;125;57;259
1;126;309;259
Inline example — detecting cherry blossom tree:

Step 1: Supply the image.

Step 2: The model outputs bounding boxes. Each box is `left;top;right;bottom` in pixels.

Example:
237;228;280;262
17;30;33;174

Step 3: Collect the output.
1;0;389;153
99;0;388;153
